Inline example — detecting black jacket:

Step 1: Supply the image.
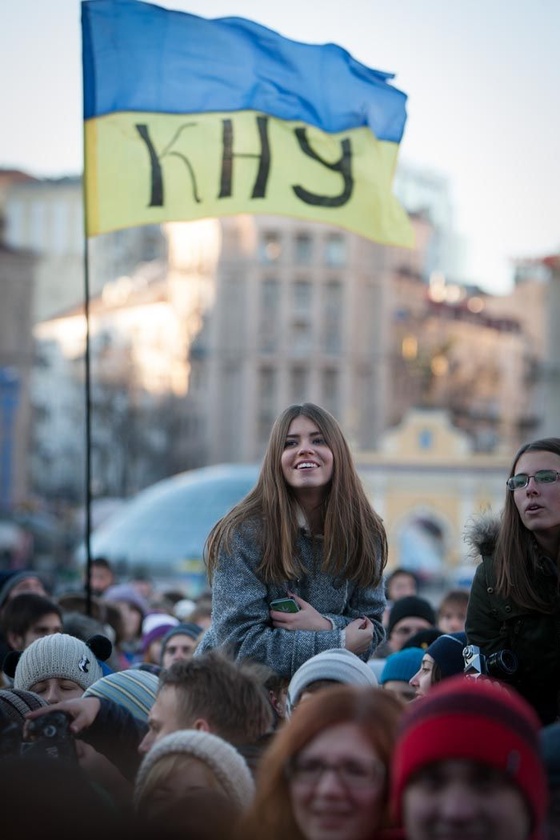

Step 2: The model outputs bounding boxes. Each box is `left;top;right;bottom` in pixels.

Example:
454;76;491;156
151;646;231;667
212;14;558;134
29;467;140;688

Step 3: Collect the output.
465;513;560;725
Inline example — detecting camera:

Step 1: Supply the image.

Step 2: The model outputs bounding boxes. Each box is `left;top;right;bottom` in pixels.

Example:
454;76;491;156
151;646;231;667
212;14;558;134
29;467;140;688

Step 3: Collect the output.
463;644;518;680
0;710;77;763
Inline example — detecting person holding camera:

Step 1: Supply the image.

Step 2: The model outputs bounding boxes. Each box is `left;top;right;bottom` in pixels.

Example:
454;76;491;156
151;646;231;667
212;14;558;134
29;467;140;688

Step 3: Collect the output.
195;403;388;678
465;436;560;725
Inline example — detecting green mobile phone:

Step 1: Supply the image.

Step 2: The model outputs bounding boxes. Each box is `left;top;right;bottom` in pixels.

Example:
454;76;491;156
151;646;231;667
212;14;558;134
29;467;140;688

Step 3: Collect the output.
269;597;300;613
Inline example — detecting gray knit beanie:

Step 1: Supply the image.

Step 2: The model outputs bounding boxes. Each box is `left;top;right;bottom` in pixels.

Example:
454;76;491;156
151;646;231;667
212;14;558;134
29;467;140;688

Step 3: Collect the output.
134;730;255;811
286;648;378;716
9;633;110;692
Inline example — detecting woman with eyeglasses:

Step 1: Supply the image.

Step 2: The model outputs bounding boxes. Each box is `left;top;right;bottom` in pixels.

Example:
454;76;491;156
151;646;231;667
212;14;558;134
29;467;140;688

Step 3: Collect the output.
237;684;405;840
465;436;560;724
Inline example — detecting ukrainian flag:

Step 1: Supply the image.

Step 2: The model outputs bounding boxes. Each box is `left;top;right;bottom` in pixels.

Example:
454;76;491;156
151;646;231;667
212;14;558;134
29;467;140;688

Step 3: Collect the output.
82;0;413;246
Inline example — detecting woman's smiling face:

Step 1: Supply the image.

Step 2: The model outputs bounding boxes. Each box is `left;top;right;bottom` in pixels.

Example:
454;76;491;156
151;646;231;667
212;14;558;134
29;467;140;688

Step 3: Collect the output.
281;415;334;499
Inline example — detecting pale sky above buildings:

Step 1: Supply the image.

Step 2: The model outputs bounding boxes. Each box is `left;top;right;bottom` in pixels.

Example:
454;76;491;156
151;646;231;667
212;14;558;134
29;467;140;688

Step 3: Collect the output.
2;0;559;294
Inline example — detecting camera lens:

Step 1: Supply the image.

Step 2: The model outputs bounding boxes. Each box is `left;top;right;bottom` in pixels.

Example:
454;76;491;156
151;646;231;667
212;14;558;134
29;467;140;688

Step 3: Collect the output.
42;725;57;738
487;649;518;676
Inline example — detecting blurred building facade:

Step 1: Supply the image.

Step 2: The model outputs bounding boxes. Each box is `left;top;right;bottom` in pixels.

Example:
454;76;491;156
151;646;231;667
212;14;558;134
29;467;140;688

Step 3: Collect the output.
0;166;558;513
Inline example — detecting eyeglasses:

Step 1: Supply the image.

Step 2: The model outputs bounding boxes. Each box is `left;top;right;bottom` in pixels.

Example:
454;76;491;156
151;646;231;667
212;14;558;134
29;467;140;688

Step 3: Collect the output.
506;470;560;491
287;757;385;789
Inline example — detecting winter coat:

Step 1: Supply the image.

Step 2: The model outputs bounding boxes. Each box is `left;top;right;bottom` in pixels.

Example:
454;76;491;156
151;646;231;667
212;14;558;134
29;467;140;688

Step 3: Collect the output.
465;513;560;724
196;519;386;677
81;697;147;781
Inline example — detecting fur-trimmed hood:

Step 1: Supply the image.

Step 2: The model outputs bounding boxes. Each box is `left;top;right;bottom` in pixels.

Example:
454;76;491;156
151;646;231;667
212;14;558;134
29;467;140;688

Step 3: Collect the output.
463;510;501;559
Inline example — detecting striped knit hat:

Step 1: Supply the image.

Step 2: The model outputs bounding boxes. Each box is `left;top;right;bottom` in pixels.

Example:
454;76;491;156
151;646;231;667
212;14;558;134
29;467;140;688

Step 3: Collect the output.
84;668;159;721
391;675;548;839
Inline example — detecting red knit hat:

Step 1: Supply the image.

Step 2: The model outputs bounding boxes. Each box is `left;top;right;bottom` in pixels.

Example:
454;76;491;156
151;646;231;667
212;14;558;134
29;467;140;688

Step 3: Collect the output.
391;675;547;840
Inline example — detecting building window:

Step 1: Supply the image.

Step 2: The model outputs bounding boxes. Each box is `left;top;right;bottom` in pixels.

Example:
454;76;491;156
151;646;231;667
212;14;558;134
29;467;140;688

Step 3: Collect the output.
290;280;312;355
258;367;277;445
290;367;308;404
292;280;312;318
294;232;313;264
258;278;280;352
418;429;433;449
324;233;346;266
322;280;342;354
322;368;339;417
259;231;282;263
290;322;312;355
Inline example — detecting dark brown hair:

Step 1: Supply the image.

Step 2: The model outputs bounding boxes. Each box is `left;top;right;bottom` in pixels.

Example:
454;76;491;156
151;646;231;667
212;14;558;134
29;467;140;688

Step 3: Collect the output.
495;437;560;611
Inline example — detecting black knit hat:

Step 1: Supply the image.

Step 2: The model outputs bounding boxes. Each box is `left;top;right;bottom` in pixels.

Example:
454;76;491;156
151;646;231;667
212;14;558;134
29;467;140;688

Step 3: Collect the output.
402;628;442;651
425;631;467;678
388;595;436;635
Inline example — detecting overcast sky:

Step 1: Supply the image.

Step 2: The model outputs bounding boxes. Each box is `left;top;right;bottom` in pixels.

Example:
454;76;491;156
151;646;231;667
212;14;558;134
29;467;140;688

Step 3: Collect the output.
2;0;559;294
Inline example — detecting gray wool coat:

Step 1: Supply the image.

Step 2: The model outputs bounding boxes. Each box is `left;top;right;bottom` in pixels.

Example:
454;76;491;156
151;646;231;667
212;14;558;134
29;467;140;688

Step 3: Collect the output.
195;521;386;678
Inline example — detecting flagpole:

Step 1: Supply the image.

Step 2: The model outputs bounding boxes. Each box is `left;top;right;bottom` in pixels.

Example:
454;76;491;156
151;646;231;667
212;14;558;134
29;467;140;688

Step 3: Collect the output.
82;205;93;618
83;236;93;618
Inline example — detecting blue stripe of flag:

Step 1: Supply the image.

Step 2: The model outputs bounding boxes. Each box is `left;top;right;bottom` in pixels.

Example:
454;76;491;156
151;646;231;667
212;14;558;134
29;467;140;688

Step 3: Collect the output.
82;0;408;142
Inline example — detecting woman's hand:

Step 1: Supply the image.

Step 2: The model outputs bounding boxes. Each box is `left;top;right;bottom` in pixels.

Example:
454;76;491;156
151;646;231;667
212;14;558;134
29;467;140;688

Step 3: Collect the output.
270;592;332;631
24;697;101;736
344;616;374;655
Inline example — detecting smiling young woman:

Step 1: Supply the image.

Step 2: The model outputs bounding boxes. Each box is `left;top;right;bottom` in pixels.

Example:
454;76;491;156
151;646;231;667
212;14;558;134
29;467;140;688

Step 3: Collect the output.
466;437;560;724
195;403;388;678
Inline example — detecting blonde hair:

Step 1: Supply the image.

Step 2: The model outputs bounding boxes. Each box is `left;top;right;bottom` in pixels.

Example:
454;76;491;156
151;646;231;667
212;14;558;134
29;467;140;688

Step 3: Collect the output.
136;753;222;816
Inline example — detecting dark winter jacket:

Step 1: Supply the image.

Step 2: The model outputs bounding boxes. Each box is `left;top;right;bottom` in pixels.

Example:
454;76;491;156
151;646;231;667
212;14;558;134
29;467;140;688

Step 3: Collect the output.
81;697;147;781
465;513;560;724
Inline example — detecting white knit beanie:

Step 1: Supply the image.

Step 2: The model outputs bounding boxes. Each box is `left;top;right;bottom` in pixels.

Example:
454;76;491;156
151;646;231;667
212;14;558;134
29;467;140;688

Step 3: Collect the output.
134;730;255;811
286;648;379;716
12;633;107;692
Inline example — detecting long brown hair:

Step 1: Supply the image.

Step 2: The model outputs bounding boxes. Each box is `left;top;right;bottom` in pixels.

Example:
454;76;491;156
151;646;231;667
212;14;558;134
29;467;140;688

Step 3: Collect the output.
238;685;405;840
495;437;560;611
204;403;387;587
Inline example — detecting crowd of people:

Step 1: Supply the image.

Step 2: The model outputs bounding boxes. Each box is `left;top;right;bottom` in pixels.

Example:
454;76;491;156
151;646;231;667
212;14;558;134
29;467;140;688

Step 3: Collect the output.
0;402;559;839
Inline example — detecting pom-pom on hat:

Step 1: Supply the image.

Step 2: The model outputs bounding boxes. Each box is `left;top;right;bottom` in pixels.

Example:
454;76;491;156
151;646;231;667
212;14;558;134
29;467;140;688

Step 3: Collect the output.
379;648;424;685
391;674;548;840
0;688;48;724
425;631;467;678
84;668;159;722
387;596;436;636
134;730;255;811
286;648;378;716
4;633;112;692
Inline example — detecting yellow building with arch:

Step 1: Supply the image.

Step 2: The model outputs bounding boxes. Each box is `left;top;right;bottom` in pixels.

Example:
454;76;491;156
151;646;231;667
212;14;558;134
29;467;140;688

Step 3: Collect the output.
357;408;511;583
